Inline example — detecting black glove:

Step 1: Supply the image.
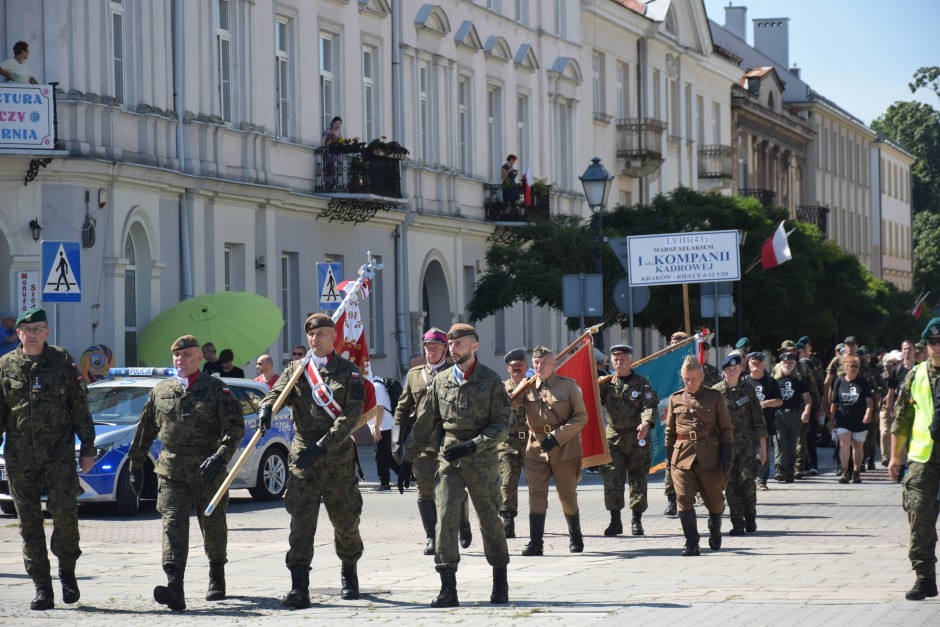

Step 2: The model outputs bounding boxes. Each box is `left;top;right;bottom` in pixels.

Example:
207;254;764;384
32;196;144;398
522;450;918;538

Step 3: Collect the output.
720;442;733;477
295;444;326;469
199;454;226;483
397;461;413;494
391;442;404;466
666;446;674;469
540;434;559;453
442;439;478;462
129;468;144;496
256;404;273;433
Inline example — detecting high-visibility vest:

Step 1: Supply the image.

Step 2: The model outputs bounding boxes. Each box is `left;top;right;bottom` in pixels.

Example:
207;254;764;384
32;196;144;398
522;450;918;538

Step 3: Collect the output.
907;362;935;464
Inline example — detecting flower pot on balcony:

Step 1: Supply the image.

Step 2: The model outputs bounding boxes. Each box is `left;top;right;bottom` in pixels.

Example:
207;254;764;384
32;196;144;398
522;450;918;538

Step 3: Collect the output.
348;178;363;193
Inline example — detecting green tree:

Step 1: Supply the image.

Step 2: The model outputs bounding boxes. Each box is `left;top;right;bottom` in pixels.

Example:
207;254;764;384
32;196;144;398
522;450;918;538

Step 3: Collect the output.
871;101;940;214
910;66;940;99
913;210;940;296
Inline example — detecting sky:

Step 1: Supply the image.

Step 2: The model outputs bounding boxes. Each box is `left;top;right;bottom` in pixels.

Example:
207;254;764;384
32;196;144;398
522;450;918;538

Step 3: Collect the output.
702;0;939;125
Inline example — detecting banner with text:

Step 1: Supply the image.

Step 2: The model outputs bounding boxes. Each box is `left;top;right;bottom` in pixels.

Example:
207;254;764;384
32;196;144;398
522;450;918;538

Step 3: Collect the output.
627;230;740;286
0;84;55;149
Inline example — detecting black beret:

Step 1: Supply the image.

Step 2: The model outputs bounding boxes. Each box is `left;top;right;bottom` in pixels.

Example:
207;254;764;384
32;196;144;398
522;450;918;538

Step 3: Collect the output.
504;348;526;364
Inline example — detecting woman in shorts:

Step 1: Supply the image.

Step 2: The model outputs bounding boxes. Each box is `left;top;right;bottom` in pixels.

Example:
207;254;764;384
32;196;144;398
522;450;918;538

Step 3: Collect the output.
829;355;873;484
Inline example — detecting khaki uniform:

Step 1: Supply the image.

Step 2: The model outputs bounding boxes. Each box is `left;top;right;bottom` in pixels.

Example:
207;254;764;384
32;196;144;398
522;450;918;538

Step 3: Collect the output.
664;386;733;513
394;361;450;502
0;345;94;589
498;378;528;517
712;379;766;527
521;373;588;516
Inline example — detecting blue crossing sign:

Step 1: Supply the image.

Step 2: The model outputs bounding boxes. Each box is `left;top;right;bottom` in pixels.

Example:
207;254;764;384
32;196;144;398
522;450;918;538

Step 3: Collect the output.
41;240;81;303
317;262;343;310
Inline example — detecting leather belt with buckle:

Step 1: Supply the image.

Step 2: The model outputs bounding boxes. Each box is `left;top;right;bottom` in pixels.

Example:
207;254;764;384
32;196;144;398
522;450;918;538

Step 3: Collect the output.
675;429;717;441
516;431;528;439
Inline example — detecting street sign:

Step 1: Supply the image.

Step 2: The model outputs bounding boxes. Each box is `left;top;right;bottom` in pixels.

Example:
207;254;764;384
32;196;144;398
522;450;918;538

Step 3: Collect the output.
626;230;740;286
608;237;631;274
14;270;40;313
562;274;602;318
41;241;81;303
612;278;650;314
317;262;343;310
701;280;734;317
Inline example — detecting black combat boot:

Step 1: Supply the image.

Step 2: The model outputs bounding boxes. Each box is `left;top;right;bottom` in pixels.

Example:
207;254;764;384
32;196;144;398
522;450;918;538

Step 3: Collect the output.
282;567;311;609
206;562;225;601
664;494;678;517
744;514;757;533
521;513;545;556
459;497;473;549
566;511;584;553
708;512;722;551
417;500;437;556
678;510;700;556
729;515;746;536
340;562;360;600
154;564;186;611
431;569;459;608
490;565;509;604
905;577;938;601
631;511;645;536
604;509;623;536
60;570;80;604
501;513;515;539
30;586;54;611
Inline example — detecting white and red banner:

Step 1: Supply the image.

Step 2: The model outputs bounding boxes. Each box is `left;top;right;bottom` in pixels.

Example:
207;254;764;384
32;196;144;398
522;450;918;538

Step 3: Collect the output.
760;221;793;269
332;277;378;428
556;336;610;468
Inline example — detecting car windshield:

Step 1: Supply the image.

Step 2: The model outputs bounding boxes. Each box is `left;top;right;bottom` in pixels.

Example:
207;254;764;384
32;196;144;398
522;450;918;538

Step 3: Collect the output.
87;386;151;425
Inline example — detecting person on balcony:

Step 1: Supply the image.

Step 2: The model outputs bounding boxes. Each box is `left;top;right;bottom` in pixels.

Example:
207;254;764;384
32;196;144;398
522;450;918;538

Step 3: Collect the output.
501;155;519;205
322;116;343;190
0;41;39;84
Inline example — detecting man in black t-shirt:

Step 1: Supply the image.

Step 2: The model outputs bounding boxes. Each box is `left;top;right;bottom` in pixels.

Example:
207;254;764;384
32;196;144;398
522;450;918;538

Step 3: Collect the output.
773;353;812;482
744;352;782;490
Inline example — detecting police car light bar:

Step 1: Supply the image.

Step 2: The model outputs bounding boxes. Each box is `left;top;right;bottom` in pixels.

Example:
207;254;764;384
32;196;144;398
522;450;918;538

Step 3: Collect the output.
107;367;178;379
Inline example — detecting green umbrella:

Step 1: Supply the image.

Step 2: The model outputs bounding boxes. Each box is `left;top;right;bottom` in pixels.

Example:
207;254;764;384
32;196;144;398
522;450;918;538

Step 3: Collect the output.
138;291;284;367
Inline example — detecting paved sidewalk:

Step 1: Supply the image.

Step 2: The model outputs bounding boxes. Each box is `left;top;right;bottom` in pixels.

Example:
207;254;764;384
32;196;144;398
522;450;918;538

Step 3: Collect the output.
0;446;935;625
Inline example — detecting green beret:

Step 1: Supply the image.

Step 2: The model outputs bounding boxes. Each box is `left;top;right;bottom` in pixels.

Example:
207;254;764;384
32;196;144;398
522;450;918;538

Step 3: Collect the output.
735;337;750;350
305;313;335;332
447;323;477;340
922;316;940;339
797;336;811;345
857;346;870;356
171;335;200;351
532;345;554;358
16;307;46;326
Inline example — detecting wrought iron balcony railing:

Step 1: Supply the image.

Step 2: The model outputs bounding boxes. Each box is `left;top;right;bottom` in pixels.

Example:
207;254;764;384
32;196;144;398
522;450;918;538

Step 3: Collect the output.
797;205;830;236
698;144;734;179
615;117;666;177
313;147;403;198
739;188;776;208
482;183;551;222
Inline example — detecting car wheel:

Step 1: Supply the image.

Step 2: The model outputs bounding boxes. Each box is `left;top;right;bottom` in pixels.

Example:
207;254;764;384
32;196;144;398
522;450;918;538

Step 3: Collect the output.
114;464;141;516
0;500;16;517
248;447;288;501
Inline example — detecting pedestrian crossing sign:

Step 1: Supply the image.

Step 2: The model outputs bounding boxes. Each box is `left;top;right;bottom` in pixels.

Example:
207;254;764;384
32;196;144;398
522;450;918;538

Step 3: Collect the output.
41;240;82;303
317;262;343;310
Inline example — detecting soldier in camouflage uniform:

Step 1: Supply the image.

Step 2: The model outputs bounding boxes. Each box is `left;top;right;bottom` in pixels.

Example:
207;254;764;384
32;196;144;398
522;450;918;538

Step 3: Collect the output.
128;334;244;611
404;323;510;607
0;308;94;611
499;347;529;538
599;344;658;537
701;341;722;388
713;353;767;535
858;347;885;471
256;313;365;608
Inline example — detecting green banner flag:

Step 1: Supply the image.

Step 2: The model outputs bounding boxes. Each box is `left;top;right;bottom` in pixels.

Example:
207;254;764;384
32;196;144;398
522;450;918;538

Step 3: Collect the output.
635;342;696;472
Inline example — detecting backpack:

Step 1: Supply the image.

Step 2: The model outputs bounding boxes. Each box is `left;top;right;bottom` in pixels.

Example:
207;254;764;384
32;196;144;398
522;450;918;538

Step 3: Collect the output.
381;377;404;413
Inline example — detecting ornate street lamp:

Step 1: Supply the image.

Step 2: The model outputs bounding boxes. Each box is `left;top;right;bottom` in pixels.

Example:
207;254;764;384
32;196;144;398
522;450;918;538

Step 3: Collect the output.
579;157;613;351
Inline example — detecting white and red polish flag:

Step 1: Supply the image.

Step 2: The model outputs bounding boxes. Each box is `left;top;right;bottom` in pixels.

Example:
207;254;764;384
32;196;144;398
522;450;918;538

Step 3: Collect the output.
332;277;378;427
760;221;793;269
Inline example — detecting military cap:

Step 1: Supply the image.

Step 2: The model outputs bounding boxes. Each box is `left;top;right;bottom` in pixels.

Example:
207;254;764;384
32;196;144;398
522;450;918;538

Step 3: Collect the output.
795;339;807;349
504;347;526;364
532;344;554;357
1;309;14;320
670;331;690;343
422;327;448;344
609;344;633;354
721;353;742;369
747;351;765;361
305;312;335;332
447;323;477;340
15;307;47;326
843;335;858;345
171;334;200;351
681;355;702;371
922;316;940;339
779;352;796;361
797;336;811;345
735;337;750;350
857;346;870;356
778;339;797;353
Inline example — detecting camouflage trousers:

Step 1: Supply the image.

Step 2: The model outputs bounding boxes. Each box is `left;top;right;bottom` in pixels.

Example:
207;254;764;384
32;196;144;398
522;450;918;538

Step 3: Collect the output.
413;449;437;502
156;470;228;571
434;443;508;572
864;418;880;461
498;434;527;517
285;436;363;569
726;444;758;526
601;433;651;513
901;456;940;578
664;465;675;498
8;455;82;587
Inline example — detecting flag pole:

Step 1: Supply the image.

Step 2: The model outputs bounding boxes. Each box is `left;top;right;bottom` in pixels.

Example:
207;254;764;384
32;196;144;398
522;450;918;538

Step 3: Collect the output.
509;320;608;402
597;333;699;385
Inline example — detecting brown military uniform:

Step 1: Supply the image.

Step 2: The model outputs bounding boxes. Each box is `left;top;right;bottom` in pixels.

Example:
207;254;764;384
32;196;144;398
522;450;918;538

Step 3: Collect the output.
664;386;734;513
498;378;529;518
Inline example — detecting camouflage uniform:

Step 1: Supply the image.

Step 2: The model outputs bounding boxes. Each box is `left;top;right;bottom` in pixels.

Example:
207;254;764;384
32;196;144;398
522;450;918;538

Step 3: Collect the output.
0;344;94;590
599;373;658;514
712;379;767;531
860;361;885;466
394;360;451;502
703;363;722;388
404;360;510;573
128;373;244;571
261;354;365;570
498;378;528;519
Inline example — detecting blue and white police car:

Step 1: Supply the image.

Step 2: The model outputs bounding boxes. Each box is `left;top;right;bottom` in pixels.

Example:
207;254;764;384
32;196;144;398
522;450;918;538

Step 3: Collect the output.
0;367;294;516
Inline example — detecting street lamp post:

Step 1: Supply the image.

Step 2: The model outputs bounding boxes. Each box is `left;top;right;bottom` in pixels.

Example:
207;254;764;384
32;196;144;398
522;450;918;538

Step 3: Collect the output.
579;157;613;352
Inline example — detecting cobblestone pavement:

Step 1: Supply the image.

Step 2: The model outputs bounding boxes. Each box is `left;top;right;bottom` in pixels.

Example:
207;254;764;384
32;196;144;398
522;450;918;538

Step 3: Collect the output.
0;445;936;625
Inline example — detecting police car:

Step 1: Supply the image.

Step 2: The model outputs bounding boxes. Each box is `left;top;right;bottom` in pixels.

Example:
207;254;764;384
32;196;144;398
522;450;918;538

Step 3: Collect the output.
0;367;294;516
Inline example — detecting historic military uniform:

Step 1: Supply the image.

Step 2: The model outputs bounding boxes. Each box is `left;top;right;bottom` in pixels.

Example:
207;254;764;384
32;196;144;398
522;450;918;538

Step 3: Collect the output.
259;313;365;608
859;348;885;470
665;357;734;556
519;345;588;555
128;335;244;610
598;345;658;537
404;323;510;607
0;308;94;610
713;354;767;535
891;317;940;601
499;348;529;538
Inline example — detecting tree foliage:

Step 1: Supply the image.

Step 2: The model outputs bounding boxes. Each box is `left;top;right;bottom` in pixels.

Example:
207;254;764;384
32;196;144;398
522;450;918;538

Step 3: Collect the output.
910;66;940;99
913;210;940;296
871;100;940;214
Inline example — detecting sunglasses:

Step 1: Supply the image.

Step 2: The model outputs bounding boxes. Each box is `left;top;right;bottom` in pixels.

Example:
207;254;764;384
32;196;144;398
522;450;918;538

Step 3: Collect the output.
292;352;305;357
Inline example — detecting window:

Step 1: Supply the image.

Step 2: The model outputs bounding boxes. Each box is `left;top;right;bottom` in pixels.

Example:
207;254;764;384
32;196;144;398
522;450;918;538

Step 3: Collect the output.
516;93;529;170
418;62;430;160
487;0;502;11
124;234;138;366
224;243;245;291
592;51;605;115
553;100;575;190
554;0;566;38
488;85;503;178
280;253;299;357
652;69;661;120
216;0;232;122
515;0;529;25
110;0;125;104
615;62;628;119
669;80;679;137
711;101;721;143
696;95;704;144
362;46;377;141
320;32;339;133
458;76;471;173
275;19;291;138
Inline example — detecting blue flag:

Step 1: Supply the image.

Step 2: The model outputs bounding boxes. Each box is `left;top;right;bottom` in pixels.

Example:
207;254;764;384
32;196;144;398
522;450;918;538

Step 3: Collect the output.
635;342;696;471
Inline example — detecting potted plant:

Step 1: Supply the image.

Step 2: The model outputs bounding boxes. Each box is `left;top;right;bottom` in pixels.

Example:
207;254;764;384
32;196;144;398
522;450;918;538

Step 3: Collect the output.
348;156;365;192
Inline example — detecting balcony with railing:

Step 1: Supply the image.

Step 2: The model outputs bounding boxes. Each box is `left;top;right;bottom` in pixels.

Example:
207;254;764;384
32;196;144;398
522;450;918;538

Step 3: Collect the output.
615;117;666;178
482;183;551;223
797;205;829;236
698;145;734;179
739;188;776;208
312;142;406;223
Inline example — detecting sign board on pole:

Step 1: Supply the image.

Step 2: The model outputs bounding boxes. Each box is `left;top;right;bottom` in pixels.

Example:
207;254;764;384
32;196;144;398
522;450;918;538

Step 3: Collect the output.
317;262;343;310
14;270;40;313
562;274;602;318
41;241;81;303
626;230;740;286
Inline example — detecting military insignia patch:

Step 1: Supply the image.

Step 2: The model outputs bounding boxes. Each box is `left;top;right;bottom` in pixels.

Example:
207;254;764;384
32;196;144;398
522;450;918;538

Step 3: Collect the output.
631;391;639;399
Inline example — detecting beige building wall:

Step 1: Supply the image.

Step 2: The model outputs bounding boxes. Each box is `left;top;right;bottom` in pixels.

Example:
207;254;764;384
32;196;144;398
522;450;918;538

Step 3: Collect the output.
874;139;915;291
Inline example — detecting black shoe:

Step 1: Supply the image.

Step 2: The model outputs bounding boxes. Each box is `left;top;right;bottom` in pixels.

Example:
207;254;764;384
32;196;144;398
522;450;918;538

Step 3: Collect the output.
30;587;54;611
744;516;757;533
867;459;876;471
282;567;311;609
459;498;472;549
206;562;225;601
417;500;437;556
729;524;745;536
372;484;391;492
566;512;584;553
501;514;515;539
853;471;862;484
905;577;939;601
154;565;186;611
604;510;623;536
521;513;545;556
490;565;508;604
60;570;80;604
774;472;784;482
881;459;889;467
431;570;459;608
664;496;678;518
679;510;700;557
631;511;644;536
707;512;722;551
340;563;359;600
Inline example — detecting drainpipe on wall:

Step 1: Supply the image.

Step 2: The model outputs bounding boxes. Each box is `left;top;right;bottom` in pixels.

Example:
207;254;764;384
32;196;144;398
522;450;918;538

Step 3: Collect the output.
174;0;193;299
637;37;647;205
392;0;410;374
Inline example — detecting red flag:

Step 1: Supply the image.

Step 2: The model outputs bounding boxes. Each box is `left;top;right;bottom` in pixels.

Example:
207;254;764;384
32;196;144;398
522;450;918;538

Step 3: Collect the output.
333;278;378;427
556;336;610;468
910;291;930;319
695;328;710;365
522;166;532;208
760;221;792;269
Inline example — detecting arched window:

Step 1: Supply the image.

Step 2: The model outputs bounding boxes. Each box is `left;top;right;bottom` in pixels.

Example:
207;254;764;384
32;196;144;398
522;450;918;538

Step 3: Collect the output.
665;7;678;36
124;234;138;365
